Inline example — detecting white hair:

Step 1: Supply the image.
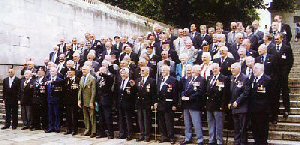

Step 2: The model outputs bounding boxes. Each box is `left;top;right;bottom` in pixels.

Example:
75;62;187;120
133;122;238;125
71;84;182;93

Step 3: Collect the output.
186;64;193;70
121;67;130;74
179;53;189;60
254;63;264;72
192;64;201;71
231;62;241;69
66;60;74;65
202;52;211;58
24;70;32;75
161;65;170;71
210;63;220;70
73;52;80;57
220;46;228;51
235;32;244;40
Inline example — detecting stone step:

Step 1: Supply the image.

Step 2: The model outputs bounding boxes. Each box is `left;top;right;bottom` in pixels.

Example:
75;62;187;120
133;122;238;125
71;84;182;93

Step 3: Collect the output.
270;122;300;132
278;115;300;123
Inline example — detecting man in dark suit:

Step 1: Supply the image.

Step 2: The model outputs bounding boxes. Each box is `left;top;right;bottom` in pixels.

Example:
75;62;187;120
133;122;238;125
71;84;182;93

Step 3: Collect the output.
63;68;80;135
249;63;272;145
1;69;20;130
271;15;292;44
119;45;139;65
263;33;277;55
245;25;259;51
213;46;236;77
194;25;212;50
154;65;178;144
190;24;200;44
180;65;206;145
64;44;74;61
95;67;114;139
206;63;230;145
135;67;156;142
242;39;258;58
46;67;64;133
72;52;84;78
228;62;251;145
229;32;244;60
57;38;66;53
49;46;60;64
274;33;294;119
117;67;137;140
20;70;35;130
32;67;48;131
252;20;265;46
99;41;119;62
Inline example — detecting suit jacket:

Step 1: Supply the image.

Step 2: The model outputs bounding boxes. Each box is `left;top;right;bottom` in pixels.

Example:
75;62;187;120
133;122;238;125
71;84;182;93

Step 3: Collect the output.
246;49;258;58
33;77;48;104
119;52;139;64
230;73;250;114
64;77;80;105
194;34;212;50
136;77;156;109
49;51;60;64
78;74;96;107
65;50;74;61
156;60;176;81
255;54;279;79
20;78;35;106
99;49;119;62
247;33;259;51
249;74;271;113
270;23;292;43
57;43;66;53
156;76;178;111
96;74;114;107
3;77;20;105
181;76;206;111
229;43;242;60
206;74;230;112
118;78;137;110
255;30;265;45
277;44;294;74
213;57;236;76
227;31;237;45
47;77;64;103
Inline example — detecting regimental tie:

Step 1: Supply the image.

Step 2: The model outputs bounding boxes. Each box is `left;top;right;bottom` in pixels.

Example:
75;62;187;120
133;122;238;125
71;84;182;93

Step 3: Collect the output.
276;45;280;52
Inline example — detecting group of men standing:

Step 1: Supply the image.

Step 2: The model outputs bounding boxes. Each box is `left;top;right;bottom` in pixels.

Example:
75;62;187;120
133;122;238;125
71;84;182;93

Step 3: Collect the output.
2;14;294;145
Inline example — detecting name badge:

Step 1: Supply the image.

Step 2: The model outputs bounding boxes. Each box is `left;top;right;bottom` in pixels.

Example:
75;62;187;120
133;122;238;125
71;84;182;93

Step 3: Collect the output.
165;99;173;102
282;54;286;59
182;96;189;101
257;85;266;93
237;82;243;88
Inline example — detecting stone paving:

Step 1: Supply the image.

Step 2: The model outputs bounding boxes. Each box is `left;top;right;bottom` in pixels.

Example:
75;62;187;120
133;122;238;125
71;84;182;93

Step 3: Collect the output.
0;128;174;145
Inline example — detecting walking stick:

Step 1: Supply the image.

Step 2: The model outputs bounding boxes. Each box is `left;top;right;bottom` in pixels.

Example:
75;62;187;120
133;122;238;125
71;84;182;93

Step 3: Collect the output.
154;107;157;141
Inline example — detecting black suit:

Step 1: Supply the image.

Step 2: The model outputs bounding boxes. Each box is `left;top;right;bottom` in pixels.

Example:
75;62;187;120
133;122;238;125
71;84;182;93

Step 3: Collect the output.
206;74;230;112
96;73;114;137
229;43;242;60
194;34;212;50
247;33;259;51
3;77;20;128
230;73;251;145
136;76;156;139
246;49;258;58
20;78;35;128
118;78;137;138
57;43;66;53
32;77;48;130
119;52;139;65
270;23;292;44
249;74;271;145
156;76;178;140
49;51;60;64
64;77;80;133
213;57;236;77
65;50;74;61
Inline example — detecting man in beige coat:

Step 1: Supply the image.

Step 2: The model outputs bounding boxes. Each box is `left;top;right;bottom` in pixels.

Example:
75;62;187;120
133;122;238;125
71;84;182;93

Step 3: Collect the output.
78;65;97;138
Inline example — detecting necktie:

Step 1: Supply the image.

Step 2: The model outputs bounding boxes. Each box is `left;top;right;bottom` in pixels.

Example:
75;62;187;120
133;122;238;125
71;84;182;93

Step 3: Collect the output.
210;76;216;86
252;77;258;88
141;77;144;86
276;45;280;52
237;44;240;50
84;76;88;86
261;56;264;63
121;80;125;90
160;78;165;91
232;32;236;42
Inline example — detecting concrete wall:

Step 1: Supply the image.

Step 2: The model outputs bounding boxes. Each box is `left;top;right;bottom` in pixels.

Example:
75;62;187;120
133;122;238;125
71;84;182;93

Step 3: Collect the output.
0;0;153;66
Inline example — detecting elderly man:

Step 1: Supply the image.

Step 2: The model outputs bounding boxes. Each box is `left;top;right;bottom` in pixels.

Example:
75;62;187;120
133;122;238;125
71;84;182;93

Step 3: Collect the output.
119;45;139;64
2;69;20;130
241;39;258;58
249;63;272;145
237;46;247;73
176;53;192;81
20;70;35;130
199;52;212;80
136;67;156;142
183;39;198;63
194;25;212;50
206;63;230;145
154;65;178;144
227;22;238;45
228;63;251;145
230;32;244;60
157;50;176;80
118;67;137;140
49;46;61;64
244;56;255;78
180;65;206;145
213;46;235;76
78;66;97;138
46;67;63;133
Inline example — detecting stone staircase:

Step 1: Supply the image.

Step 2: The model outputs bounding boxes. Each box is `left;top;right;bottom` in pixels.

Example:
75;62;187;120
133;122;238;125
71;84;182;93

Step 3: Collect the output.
1;42;300;144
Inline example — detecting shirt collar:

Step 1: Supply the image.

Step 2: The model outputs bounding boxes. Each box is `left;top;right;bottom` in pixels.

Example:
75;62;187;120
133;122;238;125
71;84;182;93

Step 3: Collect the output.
9;76;15;80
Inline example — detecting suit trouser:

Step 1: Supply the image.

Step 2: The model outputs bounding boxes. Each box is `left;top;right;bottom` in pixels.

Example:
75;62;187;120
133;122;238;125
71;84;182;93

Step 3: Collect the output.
250;112;269;145
66;105;78;132
233;113;248;145
83;106;96;134
277;74;290;112
32;103;48;129
5;103;18;127
48;103;60;131
207;111;223;145
137;108;151;139
158;110;174;139
119;107;133;137
97;105;113;136
21;105;32;127
184;109;204;143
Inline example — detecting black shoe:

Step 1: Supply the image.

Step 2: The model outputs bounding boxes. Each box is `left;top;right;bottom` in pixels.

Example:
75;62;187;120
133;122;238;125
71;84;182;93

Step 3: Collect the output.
170;138;176;144
283;112;289;119
55;130;60;133
30;127;35;131
96;135;106;139
118;135;126;139
72;132;78;136
12;126;17;130
90;133;96;138
64;130;72;135
1;126;10;130
21;127;29;130
45;129;54;133
136;137;144;142
198;142;204;145
144;138;150;142
83;132;90;136
180;140;192;145
35;127;41;130
159;138;170;143
126;136;133;141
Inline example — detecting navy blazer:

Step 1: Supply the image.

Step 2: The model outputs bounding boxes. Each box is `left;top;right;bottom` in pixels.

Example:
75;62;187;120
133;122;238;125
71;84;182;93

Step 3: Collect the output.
230;73;250;114
47;77;64;103
156;76;178;111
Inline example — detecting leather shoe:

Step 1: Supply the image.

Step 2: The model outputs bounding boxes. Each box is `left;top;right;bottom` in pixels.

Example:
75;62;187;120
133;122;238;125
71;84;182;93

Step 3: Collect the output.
180;140;192;145
170;138;176;144
12;126;17;130
72;132;78;136
83;131;90;136
90;133;96;138
159;138;170;143
1;126;10;130
126;136;133;141
198;142;204;145
21;127;29;130
55;130;60;133
64;130;72;135
136;137;144;142
283;112;289;119
45;129;54;133
108;136;114;139
144;138;150;142
118;135;126;139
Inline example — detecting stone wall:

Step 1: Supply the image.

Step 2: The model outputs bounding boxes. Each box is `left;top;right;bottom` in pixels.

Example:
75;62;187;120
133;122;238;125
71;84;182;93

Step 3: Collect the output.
0;0;158;66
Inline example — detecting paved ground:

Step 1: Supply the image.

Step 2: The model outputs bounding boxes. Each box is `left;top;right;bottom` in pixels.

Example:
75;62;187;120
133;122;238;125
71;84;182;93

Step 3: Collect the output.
0;128;174;145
